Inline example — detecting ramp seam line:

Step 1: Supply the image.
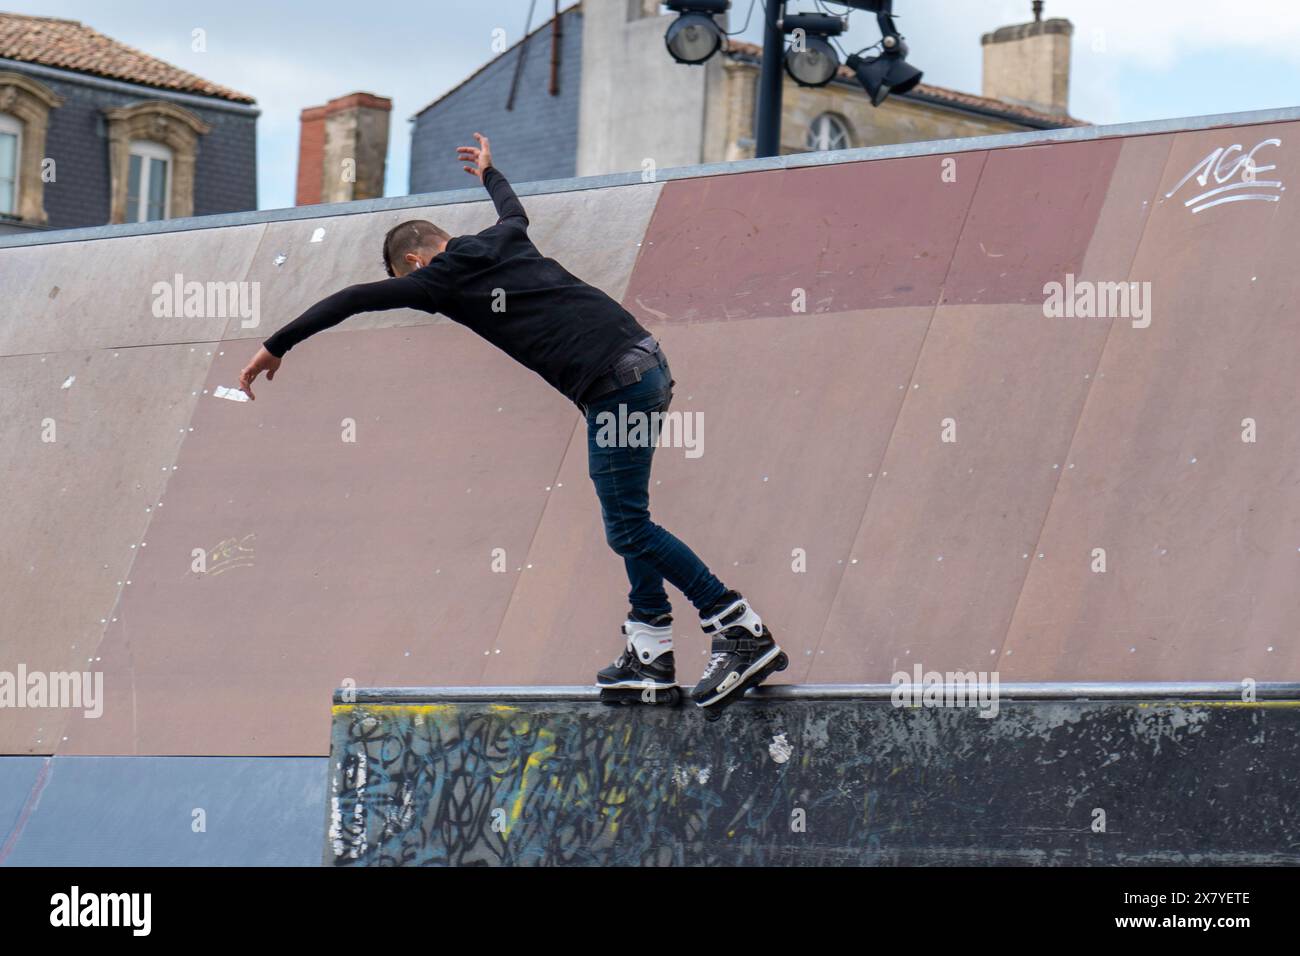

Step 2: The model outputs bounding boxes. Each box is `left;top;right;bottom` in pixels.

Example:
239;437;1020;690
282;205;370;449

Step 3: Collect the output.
995;135;1175;672
474;411;586;684
798;151;992;681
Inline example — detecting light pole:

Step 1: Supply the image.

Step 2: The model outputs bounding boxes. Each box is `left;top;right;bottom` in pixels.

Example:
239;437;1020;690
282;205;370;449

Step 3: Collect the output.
666;0;923;159
754;0;786;158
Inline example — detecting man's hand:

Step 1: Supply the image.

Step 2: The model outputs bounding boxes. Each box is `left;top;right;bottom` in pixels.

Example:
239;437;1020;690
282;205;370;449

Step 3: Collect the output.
457;132;493;180
238;346;281;401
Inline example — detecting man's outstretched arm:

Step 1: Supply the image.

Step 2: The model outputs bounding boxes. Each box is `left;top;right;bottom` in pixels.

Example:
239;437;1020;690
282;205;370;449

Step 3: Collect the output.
482;166;528;229
457;132;529;229
239;274;429;399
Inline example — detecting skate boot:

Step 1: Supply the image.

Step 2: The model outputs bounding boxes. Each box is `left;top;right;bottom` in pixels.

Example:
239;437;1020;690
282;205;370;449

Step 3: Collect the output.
691;591;787;721
597;612;682;707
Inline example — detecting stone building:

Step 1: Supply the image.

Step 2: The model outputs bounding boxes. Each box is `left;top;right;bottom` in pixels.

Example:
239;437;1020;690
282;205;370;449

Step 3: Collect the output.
0;12;257;236
404;0;1083;195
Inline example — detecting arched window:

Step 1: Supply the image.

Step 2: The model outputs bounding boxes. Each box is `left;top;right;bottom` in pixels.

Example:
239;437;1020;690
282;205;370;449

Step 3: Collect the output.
805;112;851;152
104;101;209;223
127;140;173;222
0;71;63;224
0;113;20;216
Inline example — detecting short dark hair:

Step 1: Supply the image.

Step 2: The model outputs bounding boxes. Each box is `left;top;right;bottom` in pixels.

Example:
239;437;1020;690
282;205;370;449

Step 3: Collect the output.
382;220;451;277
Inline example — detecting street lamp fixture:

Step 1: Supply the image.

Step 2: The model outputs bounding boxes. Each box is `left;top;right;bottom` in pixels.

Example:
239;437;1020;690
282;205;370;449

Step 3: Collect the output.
661;0;924;157
782;13;845;88
845;3;923;106
664;0;730;65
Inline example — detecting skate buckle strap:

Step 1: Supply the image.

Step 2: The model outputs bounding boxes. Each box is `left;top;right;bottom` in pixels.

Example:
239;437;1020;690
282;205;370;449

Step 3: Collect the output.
711;636;763;654
700;598;763;637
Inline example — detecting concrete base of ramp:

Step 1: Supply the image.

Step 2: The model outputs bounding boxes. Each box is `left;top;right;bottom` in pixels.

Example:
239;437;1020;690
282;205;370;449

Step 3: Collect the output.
0;757;327;866
325;685;1300;866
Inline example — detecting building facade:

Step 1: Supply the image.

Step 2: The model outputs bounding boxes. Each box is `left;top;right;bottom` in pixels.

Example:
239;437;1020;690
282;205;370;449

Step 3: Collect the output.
408;0;1083;195
0;13;258;236
409;4;586;196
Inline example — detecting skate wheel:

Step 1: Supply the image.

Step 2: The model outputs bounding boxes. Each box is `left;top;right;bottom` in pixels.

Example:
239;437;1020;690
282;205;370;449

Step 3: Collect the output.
662;686;682;707
773;652;789;672
702;706;723;723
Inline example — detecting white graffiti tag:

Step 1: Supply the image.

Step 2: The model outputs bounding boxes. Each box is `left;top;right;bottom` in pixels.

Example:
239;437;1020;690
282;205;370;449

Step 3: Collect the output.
1165;138;1283;213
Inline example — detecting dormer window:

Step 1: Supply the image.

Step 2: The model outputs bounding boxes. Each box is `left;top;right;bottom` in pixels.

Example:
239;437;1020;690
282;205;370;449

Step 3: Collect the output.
127;140;172;222
0;112;19;215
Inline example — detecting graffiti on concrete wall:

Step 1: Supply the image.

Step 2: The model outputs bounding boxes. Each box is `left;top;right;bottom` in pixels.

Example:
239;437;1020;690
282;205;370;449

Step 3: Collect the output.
326;698;1300;867
327;702;815;866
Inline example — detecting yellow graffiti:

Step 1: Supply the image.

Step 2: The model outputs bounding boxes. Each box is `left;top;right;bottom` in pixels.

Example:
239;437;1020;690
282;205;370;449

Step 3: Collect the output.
508;727;556;836
1136;700;1300;710
330;703;455;717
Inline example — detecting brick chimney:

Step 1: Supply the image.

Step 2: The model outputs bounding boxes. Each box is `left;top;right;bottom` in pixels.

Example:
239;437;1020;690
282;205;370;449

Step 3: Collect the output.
980;2;1072;117
295;92;392;205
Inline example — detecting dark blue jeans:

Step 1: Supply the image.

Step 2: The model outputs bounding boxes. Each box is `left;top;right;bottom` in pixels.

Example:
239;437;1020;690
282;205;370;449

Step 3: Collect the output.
584;358;727;619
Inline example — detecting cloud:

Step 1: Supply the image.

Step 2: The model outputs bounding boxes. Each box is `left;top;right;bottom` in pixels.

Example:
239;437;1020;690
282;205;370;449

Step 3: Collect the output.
1063;0;1300;69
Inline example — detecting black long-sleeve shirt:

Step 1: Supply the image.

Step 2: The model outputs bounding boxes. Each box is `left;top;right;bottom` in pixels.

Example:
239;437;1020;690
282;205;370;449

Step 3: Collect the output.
262;166;650;404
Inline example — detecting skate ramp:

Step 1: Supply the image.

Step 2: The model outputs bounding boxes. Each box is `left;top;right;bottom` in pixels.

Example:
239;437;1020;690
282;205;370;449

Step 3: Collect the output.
325;686;1300;866
3;107;1300;767
0;756;324;866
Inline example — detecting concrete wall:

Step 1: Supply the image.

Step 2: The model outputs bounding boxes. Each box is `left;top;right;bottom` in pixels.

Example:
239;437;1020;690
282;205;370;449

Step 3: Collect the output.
328;693;1300;865
0;755;325;866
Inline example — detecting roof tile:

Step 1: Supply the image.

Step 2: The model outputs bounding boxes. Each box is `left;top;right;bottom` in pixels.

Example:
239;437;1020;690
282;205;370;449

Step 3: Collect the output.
0;12;255;104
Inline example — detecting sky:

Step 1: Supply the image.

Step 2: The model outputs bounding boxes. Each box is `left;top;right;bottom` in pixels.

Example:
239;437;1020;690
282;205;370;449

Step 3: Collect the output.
8;0;1300;210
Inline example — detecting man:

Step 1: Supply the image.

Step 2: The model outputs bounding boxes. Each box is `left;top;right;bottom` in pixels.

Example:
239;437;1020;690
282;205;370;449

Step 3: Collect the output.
239;133;783;713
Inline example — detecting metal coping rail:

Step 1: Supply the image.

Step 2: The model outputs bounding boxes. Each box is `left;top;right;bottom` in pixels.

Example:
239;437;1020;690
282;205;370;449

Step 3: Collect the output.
335;682;1300;705
4;104;1300;250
